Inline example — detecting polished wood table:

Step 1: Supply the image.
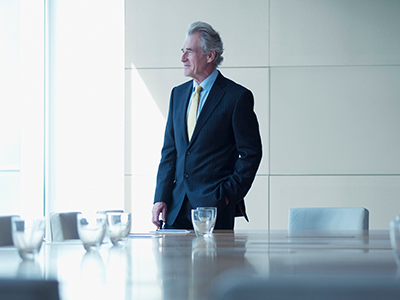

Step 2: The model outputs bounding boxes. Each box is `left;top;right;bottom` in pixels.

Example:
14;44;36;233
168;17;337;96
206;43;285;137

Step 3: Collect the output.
0;230;399;300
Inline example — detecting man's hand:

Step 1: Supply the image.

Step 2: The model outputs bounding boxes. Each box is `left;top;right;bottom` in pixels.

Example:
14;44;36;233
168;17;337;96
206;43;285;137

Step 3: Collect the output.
152;202;167;228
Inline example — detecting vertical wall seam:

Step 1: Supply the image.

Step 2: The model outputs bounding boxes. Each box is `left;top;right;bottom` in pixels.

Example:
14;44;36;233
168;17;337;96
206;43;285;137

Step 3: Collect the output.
268;0;271;231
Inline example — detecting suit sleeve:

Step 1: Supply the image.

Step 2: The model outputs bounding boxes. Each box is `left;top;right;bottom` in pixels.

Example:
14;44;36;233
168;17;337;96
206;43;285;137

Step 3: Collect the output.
154;89;177;205
222;89;262;203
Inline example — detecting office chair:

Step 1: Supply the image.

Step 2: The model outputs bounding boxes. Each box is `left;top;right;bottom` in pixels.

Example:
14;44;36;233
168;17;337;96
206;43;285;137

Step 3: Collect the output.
288;207;369;230
0;278;60;300
50;212;81;241
0;215;19;246
50;210;124;242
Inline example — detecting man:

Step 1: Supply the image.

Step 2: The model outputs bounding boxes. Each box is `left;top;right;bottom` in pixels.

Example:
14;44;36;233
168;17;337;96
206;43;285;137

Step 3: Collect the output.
152;21;262;230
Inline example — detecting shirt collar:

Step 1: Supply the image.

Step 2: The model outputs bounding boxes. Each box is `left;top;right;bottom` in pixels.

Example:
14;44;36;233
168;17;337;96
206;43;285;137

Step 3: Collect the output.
192;68;219;92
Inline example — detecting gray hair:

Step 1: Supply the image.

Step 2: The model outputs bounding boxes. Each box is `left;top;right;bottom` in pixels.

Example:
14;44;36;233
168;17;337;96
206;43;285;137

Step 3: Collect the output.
187;21;224;68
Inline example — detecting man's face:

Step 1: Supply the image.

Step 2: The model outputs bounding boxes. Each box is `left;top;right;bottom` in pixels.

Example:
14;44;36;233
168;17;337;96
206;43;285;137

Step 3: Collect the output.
181;33;210;83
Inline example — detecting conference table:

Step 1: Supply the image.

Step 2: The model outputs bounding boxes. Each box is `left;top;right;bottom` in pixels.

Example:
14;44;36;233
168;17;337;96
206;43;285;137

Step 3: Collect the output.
0;230;399;299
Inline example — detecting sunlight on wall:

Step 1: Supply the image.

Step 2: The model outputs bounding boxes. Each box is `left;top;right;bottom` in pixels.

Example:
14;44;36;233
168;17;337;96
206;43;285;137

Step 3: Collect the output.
128;65;166;233
129;67;165;174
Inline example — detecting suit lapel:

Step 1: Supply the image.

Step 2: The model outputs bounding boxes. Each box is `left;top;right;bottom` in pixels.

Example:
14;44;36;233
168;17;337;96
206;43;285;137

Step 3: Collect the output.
189;72;226;143
176;82;192;145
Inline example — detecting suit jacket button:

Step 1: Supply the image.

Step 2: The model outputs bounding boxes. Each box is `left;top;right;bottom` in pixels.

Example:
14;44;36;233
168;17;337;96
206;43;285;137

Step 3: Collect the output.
187;151;191;155
184;174;189;178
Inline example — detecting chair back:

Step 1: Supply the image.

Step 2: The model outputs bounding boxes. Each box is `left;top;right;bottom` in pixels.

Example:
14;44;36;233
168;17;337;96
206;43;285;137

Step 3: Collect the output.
50;212;81;241
288;207;369;230
0;215;19;246
0;279;60;300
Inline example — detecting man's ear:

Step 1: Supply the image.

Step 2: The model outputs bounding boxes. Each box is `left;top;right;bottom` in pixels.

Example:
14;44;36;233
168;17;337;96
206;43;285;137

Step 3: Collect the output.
207;50;216;63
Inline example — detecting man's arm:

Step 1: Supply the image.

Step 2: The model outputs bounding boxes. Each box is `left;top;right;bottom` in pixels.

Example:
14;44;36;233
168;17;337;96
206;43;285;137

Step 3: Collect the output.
152;89;178;226
223;89;262;203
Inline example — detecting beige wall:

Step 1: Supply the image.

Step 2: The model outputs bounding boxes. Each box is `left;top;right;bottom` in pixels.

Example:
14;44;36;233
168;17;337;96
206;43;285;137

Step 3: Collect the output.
125;0;400;231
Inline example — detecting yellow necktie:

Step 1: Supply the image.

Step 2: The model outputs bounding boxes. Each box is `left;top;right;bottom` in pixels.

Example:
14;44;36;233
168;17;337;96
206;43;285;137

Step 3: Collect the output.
187;85;202;141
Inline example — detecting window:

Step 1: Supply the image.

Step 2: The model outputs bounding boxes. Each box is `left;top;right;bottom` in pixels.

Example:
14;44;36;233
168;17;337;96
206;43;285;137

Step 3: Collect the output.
0;0;44;218
0;0;124;221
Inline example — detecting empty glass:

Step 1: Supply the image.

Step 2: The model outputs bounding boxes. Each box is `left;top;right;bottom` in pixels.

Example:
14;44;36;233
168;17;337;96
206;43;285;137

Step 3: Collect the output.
191;208;214;237
196;207;217;235
11;217;45;260
77;213;106;251
106;212;131;246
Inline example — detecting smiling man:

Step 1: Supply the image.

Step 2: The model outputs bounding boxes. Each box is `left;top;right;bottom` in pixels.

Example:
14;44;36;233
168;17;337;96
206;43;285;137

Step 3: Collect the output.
152;21;262;230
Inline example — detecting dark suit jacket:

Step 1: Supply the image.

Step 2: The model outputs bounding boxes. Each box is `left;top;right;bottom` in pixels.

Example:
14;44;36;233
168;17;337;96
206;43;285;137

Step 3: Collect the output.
154;71;262;226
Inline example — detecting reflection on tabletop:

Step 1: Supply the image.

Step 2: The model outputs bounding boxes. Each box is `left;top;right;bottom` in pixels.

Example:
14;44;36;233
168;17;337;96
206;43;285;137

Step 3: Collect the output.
0;230;400;300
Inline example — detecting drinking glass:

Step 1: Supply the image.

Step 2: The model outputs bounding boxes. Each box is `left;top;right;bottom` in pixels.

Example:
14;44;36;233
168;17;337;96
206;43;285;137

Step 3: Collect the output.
11;217;45;260
191;208;213;237
197;207;217;235
106;212;131;246
77;213;106;251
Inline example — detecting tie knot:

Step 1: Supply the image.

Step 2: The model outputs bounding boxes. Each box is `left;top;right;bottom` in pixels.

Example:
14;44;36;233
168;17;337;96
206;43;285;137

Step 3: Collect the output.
195;85;202;94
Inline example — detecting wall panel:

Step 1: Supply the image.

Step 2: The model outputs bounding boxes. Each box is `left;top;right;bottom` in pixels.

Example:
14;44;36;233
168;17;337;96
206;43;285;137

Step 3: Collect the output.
125;0;269;68
270;175;400;229
270;0;400;66
270;66;400;175
236;175;269;230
